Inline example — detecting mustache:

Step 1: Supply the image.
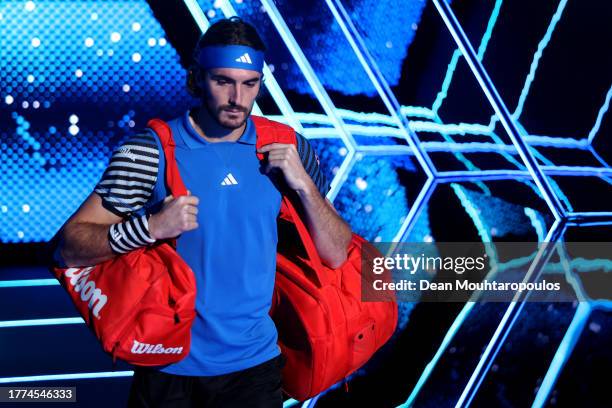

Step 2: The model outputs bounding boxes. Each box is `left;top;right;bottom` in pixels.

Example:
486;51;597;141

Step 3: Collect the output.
219;105;248;113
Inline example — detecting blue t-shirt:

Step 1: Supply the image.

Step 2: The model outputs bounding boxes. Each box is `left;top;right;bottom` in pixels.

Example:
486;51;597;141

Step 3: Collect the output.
94;111;329;376
153;113;282;375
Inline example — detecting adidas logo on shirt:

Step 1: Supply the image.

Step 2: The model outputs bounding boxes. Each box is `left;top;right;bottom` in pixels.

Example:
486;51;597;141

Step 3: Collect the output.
234;53;252;64
220;172;239;186
118;146;136;162
111;229;123;241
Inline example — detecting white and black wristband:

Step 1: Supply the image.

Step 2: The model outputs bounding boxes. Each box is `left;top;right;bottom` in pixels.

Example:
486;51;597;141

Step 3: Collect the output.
108;213;156;254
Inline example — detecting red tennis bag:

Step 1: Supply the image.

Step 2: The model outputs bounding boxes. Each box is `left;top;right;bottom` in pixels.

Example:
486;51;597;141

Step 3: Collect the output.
252;116;398;401
51;119;196;366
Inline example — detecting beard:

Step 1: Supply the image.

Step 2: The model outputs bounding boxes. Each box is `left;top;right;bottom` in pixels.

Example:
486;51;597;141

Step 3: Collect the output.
204;101;251;130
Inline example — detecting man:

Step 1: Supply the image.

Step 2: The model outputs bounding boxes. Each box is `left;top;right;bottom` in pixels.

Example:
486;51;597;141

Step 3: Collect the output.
57;17;352;407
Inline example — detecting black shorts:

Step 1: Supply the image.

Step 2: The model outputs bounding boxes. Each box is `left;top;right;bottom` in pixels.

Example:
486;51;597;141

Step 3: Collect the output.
127;354;285;408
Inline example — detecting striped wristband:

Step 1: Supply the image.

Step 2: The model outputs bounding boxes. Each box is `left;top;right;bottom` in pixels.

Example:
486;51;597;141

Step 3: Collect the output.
108;213;156;254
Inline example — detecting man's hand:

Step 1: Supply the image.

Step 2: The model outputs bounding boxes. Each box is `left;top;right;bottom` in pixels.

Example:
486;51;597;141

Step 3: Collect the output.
257;143;313;193
258;142;351;269
148;194;199;240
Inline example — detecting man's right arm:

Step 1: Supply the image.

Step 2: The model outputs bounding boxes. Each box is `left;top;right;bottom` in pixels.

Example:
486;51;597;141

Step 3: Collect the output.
56;132;199;268
58;192;200;267
58;193;124;267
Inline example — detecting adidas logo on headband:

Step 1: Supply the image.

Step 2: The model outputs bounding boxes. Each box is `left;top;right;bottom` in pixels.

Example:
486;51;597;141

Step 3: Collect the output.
235;53;252;64
196;46;263;72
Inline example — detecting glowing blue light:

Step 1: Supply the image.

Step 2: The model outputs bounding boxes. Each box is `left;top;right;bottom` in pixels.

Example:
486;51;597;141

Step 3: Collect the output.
568;211;612;219
432;0;503;115
2;2;610;404
283;399;300;408
451;184;492;242
1;0;195;242
432;0;565;221
588;83;612;143
0;318;83;328
202;0;309;132
432;49;462;116
513;0;568;120
524;208;546;241
400;301;477;407
400;106;436;120
454;221;565;408
531;302;591;408
259;0;357;201
325;0;435;176
0;371;134;384
0;279;58;288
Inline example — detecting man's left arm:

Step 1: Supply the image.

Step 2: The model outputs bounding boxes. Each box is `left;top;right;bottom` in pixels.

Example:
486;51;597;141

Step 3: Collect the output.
258;137;352;269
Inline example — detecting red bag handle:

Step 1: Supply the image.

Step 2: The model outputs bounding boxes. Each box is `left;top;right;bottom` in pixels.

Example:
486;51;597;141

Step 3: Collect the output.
252;115;295;162
280;196;329;287
145;119;191;307
251;115;330;287
146;118;188;198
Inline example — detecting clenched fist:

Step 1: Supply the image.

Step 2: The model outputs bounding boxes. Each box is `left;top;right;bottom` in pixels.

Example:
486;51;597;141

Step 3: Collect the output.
257;143;313;193
148;193;199;240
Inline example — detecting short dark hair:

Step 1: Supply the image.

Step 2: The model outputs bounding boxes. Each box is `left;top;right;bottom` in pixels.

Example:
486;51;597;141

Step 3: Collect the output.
188;17;266;97
193;17;266;59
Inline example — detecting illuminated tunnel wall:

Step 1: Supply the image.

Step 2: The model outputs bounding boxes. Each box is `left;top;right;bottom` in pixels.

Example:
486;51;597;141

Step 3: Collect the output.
1;0;611;407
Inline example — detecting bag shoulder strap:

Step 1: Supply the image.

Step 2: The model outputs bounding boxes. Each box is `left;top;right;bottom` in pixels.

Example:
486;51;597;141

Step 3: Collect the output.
251;115;330;286
146;118;188;198
251;115;297;161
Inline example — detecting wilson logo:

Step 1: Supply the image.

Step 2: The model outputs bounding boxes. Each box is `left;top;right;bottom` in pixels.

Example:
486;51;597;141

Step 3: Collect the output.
131;340;183;355
64;267;108;319
118;146;137;162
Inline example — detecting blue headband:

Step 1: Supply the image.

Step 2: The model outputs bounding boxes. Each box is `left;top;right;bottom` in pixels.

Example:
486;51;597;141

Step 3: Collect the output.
195;45;264;73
